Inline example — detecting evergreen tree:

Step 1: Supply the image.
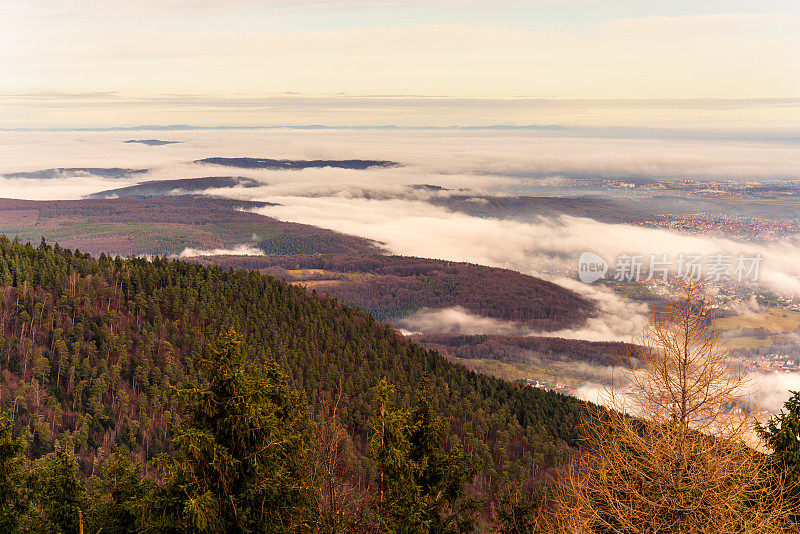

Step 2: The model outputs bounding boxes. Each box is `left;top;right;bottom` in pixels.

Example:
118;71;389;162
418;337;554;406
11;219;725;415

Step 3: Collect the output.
87;446;147;534
371;379;414;531
371;377;478;533
758;390;800;511
0;411;26;533
27;447;86;534
493;486;548;534
0;237;587;522
144;329;315;533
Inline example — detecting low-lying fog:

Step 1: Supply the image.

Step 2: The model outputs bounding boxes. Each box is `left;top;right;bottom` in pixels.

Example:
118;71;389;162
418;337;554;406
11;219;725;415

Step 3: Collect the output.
3;128;800;412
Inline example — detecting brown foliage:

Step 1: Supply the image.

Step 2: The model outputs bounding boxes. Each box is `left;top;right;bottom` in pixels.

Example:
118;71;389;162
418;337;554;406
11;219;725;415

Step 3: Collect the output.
415;334;632;367
310;389;373;533
556;281;795;534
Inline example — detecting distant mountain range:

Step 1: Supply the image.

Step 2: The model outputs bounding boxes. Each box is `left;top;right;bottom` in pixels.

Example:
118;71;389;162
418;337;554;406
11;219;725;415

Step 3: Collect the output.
124;139;181;146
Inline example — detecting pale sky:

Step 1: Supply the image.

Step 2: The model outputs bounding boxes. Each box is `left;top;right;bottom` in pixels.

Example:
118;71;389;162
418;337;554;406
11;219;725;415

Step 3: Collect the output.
1;0;798;128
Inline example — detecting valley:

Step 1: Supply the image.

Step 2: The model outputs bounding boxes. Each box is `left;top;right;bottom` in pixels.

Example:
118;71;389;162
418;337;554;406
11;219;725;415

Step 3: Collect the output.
4;2;799;529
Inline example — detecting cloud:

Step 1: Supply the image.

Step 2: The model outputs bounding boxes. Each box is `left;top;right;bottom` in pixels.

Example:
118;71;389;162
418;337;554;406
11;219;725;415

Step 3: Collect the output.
578;370;800;418
574;382;613;405
1;90;120;101
197;129;800;180
3;130;800;306
2;3;798;129
397;306;532;336
4;128;800;185
393;284;645;342
544;279;648;342
4;130;800;298
575;367;800;417
727;295;764;316
0;0;455;20
244;194;800;296
177;244;264;257
0;176;141;201
746;372;800;414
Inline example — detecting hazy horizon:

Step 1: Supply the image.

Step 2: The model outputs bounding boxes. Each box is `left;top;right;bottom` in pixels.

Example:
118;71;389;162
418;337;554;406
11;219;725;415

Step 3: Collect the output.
2;1;798;129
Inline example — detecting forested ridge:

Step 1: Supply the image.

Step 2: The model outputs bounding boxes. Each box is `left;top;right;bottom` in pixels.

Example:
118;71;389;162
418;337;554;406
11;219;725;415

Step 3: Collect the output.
198;253;593;329
195;157;398;170
0;237;585;506
87;177;263;199
415;334;632;367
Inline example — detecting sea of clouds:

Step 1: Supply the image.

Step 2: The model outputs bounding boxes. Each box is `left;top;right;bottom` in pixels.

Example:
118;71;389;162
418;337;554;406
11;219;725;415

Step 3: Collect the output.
4;128;800;306
3;128;800;410
4;128;800;293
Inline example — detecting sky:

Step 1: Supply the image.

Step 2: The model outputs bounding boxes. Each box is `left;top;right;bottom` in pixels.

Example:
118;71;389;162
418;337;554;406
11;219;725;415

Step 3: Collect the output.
1;0;798;129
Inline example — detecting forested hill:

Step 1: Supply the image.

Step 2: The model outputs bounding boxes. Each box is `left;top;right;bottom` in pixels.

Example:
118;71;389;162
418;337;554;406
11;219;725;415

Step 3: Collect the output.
195;253;594;330
0;237;585;495
195;156;398;170
86;176;262;198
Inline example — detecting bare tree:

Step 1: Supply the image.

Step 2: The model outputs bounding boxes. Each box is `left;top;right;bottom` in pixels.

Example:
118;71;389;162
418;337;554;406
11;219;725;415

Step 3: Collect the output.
556;281;793;534
311;389;373;533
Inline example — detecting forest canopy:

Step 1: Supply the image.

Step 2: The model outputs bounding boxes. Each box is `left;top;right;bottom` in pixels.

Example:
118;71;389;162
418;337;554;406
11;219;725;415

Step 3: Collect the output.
0;236;585;502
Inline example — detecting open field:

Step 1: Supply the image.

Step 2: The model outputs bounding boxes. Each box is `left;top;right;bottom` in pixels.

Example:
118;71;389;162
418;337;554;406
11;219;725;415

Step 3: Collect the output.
714;308;800;350
715;309;800;333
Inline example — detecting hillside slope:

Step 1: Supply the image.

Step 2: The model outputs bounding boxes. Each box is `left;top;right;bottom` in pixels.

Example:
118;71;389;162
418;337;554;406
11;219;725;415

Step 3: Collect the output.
0;238;585;495
0;197;378;256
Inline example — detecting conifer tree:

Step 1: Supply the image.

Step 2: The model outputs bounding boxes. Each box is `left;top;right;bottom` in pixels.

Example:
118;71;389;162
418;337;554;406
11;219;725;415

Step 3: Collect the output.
28;447;86;534
144;329;315;533
758;390;800;515
0;411;25;532
371;377;478;533
87;446;146;534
